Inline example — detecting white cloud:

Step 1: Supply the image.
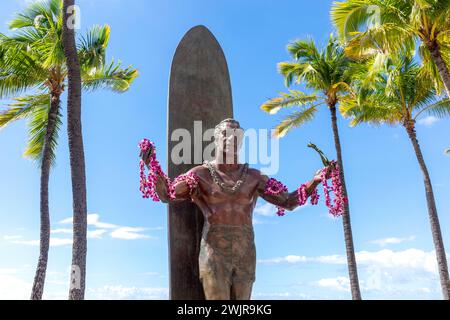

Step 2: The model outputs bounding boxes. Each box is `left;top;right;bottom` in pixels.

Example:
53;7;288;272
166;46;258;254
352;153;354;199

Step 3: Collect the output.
259;248;445;297
59;214;118;229
87;285;168;300
3;235;23;240
317;277;350;292
259;253;345;265
254;202;306;218
0;269;31;300
57;214;156;241
110;227;151;240
259;248;441;275
252;217;278;225
142;272;160;276
418;116;439;126
370;236;416;247
9;237;72;247
87;229;107;239
252;292;292;298
51;228;72;234
254;203;277;217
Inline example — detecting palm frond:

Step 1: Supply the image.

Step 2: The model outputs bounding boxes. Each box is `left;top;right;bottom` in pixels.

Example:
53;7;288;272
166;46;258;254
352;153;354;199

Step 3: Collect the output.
414;99;450;120
0;34;48;98
260;90;318;115
339;89;405;127
78;24;110;68
344;23;415;59
287;38;320;61
23;95;61;166
0;94;48;128
331;0;377;41
9;0;61;30
278;61;316;87
81;60;138;92
273;105;318;138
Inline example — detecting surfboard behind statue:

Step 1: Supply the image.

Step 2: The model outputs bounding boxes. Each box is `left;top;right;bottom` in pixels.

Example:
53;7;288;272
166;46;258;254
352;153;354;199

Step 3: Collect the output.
167;25;233;299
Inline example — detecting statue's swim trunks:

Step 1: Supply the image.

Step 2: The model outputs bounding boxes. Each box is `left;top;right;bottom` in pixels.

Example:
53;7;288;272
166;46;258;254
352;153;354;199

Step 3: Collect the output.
199;224;256;299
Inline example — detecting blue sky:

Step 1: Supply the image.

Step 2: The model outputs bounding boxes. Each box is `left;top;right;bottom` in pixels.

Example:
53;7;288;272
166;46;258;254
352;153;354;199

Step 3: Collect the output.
0;0;449;299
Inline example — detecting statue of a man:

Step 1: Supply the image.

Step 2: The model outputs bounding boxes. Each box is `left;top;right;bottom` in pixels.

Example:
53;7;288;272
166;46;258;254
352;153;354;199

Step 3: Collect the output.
141;118;325;300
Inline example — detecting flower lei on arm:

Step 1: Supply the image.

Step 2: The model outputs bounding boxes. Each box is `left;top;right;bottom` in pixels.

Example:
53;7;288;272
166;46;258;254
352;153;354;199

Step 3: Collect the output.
138;139;199;201
263;143;346;217
263;178;288;217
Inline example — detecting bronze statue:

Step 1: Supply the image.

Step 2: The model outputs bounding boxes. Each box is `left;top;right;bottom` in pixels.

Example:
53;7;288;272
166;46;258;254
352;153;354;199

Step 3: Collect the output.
141;118;326;300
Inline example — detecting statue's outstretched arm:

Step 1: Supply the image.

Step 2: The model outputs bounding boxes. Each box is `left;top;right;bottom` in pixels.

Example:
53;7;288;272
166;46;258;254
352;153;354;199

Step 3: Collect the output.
257;172;321;212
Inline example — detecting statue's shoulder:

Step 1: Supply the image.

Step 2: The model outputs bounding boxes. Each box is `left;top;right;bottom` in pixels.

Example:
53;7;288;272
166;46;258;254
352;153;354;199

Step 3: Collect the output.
188;164;209;174
246;166;264;178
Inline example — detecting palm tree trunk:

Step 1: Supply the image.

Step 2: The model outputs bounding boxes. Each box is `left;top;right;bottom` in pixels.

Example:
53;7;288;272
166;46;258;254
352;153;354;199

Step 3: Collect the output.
330;105;362;300
426;39;450;98
30;92;60;300
405;121;450;300
62;0;88;300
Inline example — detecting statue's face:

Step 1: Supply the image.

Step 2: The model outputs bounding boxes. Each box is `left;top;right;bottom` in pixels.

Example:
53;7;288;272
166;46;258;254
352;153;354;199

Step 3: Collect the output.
215;122;244;159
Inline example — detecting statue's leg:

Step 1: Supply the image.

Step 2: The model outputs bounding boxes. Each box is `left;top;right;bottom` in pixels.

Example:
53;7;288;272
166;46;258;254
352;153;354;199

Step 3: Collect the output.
199;225;233;300
230;225;256;300
200;271;231;300
230;280;254;300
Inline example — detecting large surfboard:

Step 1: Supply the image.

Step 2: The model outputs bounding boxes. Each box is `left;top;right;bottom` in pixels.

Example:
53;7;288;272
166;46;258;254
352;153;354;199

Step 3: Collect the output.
167;25;233;299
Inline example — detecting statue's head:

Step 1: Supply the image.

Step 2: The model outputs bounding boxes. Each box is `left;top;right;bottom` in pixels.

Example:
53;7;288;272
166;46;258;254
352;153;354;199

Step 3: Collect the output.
214;118;244;160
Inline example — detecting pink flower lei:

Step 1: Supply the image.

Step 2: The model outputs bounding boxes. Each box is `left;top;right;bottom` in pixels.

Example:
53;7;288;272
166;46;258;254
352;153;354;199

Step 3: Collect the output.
264;178;288;216
138;138;199;201
263;161;346;217
324;161;346;217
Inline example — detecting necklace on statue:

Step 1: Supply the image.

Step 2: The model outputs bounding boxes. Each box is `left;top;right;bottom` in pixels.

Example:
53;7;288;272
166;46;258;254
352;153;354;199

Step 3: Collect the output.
203;161;249;194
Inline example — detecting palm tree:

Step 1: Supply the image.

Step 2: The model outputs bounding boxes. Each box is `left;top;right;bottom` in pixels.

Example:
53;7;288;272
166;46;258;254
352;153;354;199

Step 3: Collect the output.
62;0;86;300
341;55;450;299
331;0;450;97
0;0;138;300
260;35;362;299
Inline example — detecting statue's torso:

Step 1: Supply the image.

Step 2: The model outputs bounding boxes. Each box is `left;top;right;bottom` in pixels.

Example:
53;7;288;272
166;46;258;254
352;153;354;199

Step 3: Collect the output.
191;164;260;226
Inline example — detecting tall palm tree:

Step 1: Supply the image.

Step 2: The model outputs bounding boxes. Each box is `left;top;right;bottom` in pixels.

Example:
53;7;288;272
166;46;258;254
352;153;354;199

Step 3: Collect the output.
62;0;86;300
331;0;450;97
260;35;362;300
0;0;138;300
341;55;450;299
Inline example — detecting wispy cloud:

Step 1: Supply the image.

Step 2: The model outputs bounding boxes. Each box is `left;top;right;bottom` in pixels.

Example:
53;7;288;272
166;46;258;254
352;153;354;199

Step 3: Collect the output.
259;248;440;274
3;235;23;240
5;214;158;247
317;277;350;292
59;214;118;229
110;227;151;240
254;202;306;218
370;236;416;247
9;238;72;247
261;249;443;297
59;213;155;240
417;116;439;126
87;285;168;300
87;229;108;239
51;228;72;235
0;268;30;300
254;203;277;217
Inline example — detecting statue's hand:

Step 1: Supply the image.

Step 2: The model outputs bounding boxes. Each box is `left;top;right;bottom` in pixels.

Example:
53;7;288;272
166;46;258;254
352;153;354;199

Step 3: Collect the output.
313;169;323;183
139;145;154;167
313;166;332;182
